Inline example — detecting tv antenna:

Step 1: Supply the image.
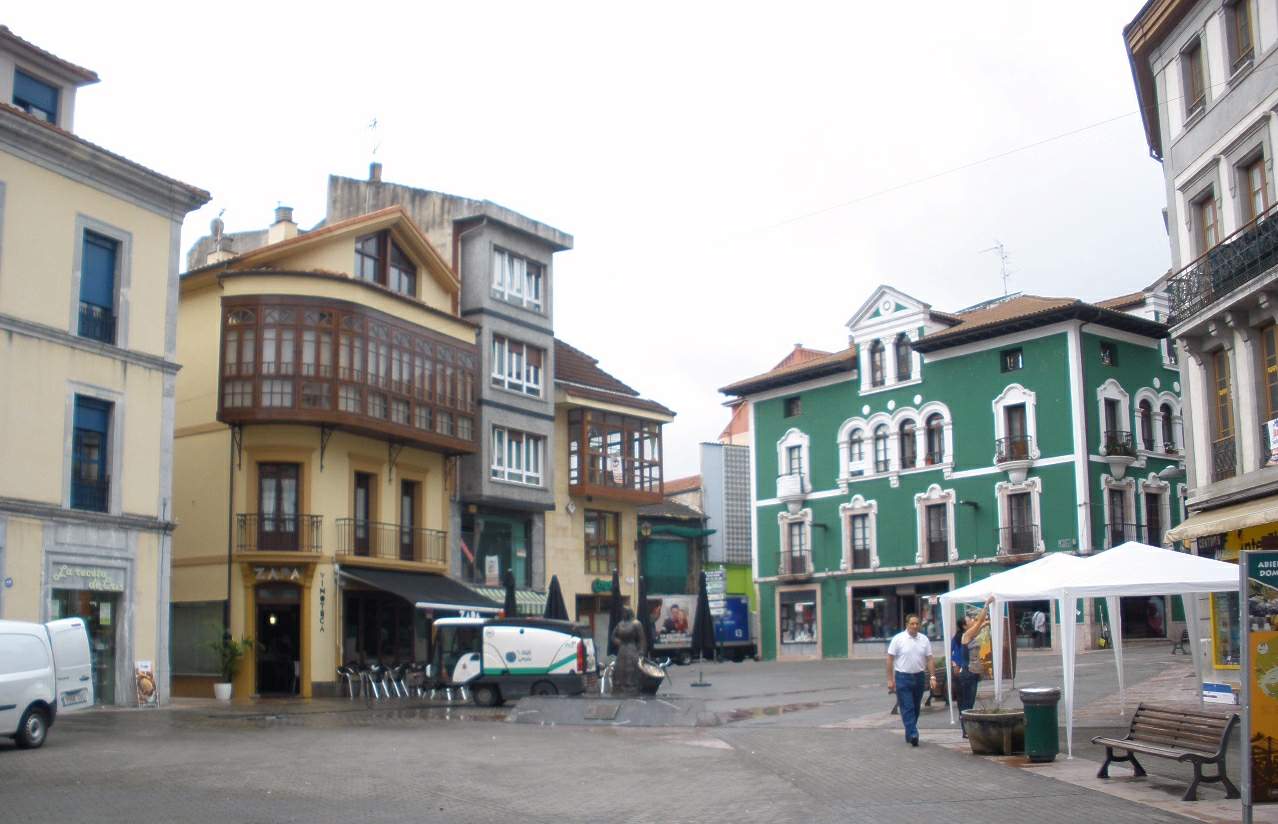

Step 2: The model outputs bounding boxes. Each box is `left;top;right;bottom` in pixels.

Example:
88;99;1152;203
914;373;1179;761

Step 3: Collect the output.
979;240;1011;295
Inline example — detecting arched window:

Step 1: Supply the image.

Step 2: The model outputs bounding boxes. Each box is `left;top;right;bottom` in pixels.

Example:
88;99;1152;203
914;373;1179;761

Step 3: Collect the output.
895;333;912;381
899;420;917;469
925;413;945;464
873;425;890;473
849;429;865;466
1160;403;1176;451
1138;400;1154;450
869;340;885;387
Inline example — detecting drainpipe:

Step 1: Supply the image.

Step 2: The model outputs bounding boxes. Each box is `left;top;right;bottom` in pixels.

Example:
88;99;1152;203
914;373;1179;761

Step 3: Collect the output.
224;428;235;640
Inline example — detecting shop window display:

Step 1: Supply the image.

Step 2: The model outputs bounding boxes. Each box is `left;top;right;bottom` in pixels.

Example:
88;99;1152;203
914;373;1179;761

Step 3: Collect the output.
779;590;817;645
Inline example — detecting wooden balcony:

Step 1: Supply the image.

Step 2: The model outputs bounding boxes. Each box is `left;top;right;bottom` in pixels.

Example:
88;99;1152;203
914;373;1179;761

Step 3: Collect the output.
566;408;663;504
217;296;477;454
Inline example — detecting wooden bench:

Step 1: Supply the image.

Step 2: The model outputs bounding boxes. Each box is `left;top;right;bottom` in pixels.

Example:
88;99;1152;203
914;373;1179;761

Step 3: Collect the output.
1090;702;1240;801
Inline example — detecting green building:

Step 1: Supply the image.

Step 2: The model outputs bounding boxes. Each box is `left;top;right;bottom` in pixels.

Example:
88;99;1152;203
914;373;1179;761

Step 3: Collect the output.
721;286;1186;661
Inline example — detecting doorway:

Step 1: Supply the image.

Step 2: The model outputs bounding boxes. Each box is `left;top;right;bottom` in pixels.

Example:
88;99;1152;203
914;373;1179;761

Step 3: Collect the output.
255;584;300;694
576;594;627;657
52;589;119;705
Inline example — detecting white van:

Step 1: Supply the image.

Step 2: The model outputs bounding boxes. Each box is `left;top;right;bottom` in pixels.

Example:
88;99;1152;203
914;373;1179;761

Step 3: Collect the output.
0;618;94;749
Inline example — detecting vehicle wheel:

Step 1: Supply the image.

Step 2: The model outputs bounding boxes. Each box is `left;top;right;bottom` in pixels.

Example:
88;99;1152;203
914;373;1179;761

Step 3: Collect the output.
530;680;558;696
471;684;502;707
676;651;692;666
15;706;48;750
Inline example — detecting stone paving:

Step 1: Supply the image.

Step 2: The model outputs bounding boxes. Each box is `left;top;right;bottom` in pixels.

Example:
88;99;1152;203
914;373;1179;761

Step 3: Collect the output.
0;644;1260;824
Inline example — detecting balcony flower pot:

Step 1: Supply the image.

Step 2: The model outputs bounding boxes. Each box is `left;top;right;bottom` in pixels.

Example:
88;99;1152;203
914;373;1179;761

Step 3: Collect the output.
961;708;1025;755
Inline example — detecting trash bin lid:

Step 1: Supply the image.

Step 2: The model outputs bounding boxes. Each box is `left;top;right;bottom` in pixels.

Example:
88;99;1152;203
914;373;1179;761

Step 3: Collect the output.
1019;686;1061;705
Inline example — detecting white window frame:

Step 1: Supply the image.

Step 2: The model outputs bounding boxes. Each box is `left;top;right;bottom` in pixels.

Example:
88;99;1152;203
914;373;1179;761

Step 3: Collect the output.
1134;388;1161;454
1096;379;1132;450
777;508;813;576
914;484;957;564
995;476;1044;554
776;428;811;493
1101;474;1137;548
1138;472;1173;546
918;401;954;468
1156;392;1183;454
490;425;544;486
992;384;1040;462
490;334;544;397
491;247;544;312
839;495;878;571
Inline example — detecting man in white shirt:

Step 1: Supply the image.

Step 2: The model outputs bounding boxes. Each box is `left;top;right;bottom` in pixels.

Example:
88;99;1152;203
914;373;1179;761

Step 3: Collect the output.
1032;609;1047;648
886;613;936;746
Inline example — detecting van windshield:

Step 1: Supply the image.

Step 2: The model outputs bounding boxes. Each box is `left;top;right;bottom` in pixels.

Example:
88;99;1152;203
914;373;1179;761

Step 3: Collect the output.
436;626;482;681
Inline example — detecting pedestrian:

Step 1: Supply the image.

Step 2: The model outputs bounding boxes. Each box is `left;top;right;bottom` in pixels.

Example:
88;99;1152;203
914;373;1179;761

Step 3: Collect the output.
1032;608;1047;648
886;613;936;746
952;596;994;733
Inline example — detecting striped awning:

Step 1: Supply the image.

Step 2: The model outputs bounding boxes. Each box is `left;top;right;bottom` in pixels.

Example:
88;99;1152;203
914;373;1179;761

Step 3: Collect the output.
471;587;547;616
1166;494;1278;543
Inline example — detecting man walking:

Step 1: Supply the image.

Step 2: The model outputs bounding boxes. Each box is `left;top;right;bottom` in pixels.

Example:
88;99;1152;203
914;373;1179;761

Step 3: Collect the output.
887;613;936;746
1032;608;1047;648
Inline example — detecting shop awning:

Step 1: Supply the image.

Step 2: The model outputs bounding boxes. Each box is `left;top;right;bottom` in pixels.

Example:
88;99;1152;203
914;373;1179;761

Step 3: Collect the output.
1165;494;1278;543
338;567;501;614
471;587;547;616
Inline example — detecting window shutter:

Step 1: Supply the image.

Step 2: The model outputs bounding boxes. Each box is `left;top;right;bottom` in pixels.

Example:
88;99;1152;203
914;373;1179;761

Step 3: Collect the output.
15;70;59;118
74;397;111;434
80;233;118;309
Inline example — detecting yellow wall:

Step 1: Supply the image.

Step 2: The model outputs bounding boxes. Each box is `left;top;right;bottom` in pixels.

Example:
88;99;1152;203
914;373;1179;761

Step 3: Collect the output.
543;406;642;617
1;517;44;621
0;152;174;358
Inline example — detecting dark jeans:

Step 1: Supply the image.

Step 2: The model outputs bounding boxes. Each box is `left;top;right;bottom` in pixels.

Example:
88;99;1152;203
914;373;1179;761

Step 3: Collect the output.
956;669;980;713
894;671;925;741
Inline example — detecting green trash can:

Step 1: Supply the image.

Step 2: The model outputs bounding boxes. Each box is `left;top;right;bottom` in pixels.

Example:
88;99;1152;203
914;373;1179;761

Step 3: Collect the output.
1020;686;1061;763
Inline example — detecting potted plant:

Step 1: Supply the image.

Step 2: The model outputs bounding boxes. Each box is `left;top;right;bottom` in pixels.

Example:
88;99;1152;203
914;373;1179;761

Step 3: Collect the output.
960;699;1025;755
208;635;252;701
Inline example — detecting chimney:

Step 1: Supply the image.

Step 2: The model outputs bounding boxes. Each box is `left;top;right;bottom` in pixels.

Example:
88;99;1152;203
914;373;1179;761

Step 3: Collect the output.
369;162;383;183
206;235;235;265
268;205;298;245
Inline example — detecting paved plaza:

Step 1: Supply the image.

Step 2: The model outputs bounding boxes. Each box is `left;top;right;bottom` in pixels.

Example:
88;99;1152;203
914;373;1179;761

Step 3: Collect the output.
0;645;1260;824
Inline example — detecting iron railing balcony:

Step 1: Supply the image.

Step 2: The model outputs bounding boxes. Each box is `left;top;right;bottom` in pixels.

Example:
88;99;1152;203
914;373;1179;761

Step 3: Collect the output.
995;435;1033;463
70;476;109;512
1102;430;1136;457
1143;523;1167;546
781;551;811;576
997;524;1040;556
1212;436;1237;482
236;513;322;553
335;518;446;565
850;545;871;571
1167;202;1278;324
77;302;116;345
1105;521;1139;549
926;536;948;564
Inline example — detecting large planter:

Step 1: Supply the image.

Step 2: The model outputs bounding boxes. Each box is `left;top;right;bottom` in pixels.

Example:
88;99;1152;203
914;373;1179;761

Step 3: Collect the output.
213;682;233;702
961;709;1025;755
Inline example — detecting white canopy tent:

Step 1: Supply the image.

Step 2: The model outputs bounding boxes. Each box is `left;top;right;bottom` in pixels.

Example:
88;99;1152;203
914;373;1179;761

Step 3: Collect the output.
938;542;1239;756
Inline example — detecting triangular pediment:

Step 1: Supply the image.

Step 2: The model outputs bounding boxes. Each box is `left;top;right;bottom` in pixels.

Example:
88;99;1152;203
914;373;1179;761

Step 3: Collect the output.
845;285;931;333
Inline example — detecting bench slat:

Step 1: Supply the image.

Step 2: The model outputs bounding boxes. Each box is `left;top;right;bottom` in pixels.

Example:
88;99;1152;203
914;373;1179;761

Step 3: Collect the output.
1135;713;1230;735
1092;736;1215;759
1139;704;1237;723
1129;725;1223;748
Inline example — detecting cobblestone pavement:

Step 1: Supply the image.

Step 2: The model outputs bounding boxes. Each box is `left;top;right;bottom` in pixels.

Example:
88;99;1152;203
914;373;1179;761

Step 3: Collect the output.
0;645;1213;824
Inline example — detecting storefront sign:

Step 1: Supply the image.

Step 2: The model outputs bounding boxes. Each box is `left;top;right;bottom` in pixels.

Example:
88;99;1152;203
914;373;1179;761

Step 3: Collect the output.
485;556;500;587
1243;550;1278;807
134;661;157;708
252;566;302;583
591;578;612;593
1267;419;1278;465
50;564;123;592
318;574;326;633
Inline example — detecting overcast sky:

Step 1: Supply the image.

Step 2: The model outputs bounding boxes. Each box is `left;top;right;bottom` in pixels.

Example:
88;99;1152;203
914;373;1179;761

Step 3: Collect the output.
12;1;1169;479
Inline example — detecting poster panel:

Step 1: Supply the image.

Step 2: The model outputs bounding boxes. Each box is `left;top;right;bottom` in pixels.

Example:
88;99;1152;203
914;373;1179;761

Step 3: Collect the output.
1245;550;1278;806
648;594;695;649
134;660;158;708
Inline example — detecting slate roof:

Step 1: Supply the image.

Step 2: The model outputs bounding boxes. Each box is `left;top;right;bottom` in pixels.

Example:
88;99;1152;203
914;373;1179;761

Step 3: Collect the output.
912;294;1168;352
719;347;857;397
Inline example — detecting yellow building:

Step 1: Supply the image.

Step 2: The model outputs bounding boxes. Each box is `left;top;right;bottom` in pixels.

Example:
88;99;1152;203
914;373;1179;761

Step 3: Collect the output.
172;205;498;698
545;340;673;652
0;28;209;705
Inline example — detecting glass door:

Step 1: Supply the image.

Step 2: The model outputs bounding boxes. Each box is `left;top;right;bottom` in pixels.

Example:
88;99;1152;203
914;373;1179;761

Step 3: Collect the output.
354;472;372;556
259;463;300;550
52;589;119;705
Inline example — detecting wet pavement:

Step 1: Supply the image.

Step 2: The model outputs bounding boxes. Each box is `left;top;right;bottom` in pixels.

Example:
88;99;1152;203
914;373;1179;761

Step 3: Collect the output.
0;644;1248;823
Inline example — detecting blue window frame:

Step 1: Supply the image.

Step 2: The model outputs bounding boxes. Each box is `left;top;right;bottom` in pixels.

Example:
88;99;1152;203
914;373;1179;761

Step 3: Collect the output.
13;69;58;123
78;231;118;343
71;396;111;512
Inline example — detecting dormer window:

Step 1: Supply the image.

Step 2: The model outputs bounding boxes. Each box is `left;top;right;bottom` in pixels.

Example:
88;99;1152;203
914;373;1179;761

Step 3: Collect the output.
869;340;885;387
13;69;59;124
894;334;912;381
355;231;416;297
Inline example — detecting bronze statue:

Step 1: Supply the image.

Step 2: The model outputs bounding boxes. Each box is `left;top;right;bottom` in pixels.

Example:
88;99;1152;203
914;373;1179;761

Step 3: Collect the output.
609;608;647;696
